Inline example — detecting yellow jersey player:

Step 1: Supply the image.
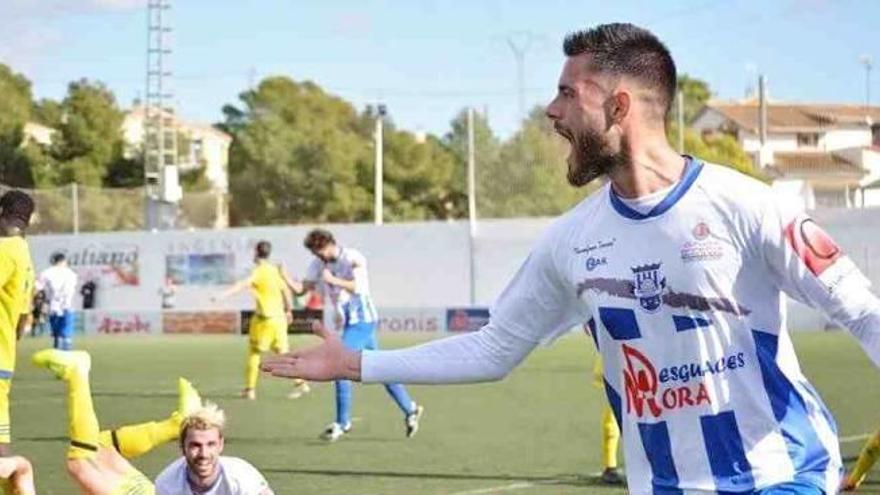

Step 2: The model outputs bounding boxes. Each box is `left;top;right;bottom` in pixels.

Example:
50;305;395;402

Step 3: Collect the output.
214;240;309;400
32;348;203;495
587;320;623;485
843;431;880;491
0;191;35;456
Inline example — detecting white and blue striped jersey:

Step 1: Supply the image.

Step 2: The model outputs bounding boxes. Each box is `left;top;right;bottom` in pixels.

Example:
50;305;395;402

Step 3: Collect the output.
306;247;378;331
486;158;880;494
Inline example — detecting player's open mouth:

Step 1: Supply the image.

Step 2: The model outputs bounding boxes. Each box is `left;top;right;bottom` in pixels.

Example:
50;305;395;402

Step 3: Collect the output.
554;124;573;143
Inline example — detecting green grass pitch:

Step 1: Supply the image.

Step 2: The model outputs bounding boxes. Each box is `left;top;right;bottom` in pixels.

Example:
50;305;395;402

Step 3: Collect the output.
9;331;880;494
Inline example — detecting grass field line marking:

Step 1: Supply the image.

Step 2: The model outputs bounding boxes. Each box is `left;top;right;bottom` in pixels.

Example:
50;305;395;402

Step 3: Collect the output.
450;480;564;495
840;433;872;443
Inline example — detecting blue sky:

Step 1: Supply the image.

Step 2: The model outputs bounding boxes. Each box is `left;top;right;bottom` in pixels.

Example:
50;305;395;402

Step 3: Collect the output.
1;0;876;138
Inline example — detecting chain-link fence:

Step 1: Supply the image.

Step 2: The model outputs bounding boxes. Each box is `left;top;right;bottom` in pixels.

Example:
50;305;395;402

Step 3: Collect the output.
0;183;227;234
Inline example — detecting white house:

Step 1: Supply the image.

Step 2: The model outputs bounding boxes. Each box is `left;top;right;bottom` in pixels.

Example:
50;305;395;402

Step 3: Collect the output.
692;100;880;209
121;106;231;194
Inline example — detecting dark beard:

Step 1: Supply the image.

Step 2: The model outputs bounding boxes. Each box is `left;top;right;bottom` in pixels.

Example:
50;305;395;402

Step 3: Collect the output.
567;129;628;187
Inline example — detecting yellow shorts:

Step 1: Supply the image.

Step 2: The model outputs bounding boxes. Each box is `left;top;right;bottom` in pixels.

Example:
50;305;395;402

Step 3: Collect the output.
249;316;289;354
0;379;10;444
110;468;154;495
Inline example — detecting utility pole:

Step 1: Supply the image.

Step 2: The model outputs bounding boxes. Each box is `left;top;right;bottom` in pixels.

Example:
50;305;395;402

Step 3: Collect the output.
506;33;537;122
374;104;387;225
467;107;477;305
145;0;181;230
860;55;873;113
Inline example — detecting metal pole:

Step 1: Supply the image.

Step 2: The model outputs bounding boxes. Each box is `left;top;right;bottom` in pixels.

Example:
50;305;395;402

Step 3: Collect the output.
467;107;477;235
861;56;873;111
374;112;384;225
467;107;477;305
71;182;79;234
506;35;534;122
676;90;685;153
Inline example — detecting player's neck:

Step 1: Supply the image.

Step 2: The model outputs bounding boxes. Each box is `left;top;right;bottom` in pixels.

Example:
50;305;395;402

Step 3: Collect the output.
608;135;685;199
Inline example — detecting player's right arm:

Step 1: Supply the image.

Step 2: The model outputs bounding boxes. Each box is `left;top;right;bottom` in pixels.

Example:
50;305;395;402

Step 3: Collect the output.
263;220;587;384
212;276;252;302
277;263;315;295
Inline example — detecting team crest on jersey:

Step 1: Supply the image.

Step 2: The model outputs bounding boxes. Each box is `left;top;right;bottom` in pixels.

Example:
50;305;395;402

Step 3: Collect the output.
631;263;665;313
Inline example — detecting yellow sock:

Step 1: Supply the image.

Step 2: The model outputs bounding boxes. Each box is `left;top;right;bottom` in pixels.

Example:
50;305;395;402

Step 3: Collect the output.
245;350;261;390
65;369;100;460
601;405;620;470
98;413;182;459
849;430;880;488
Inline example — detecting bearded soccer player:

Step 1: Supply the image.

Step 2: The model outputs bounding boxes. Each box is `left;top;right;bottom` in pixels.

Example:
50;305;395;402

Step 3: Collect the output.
215;240;308;400
265;23;880;494
32;349;202;495
0;191;35;456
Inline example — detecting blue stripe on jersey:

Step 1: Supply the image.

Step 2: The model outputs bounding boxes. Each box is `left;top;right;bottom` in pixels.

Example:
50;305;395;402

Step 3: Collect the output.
699;411;755;491
637;421;682;495
586;318;599;350
599;307;642;340
752;330;830;486
0;370;13;380
609;156;703;220
672;315;711;332
603;379;622;431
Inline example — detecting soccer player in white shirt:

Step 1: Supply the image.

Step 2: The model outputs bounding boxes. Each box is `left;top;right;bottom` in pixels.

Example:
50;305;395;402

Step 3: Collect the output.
154;403;272;495
37;252;78;350
281;229;423;442
264;23;880;494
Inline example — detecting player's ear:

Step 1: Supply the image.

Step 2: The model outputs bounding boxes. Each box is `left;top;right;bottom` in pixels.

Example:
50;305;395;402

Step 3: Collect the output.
604;90;630;126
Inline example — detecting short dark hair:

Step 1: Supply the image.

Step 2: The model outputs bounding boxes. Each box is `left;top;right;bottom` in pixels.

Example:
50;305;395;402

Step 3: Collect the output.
563;23;677;119
304;229;335;252
50;252;65;264
255;240;271;259
0;190;35;229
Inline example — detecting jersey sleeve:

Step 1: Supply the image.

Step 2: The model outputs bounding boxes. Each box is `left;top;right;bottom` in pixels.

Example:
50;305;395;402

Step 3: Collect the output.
361;219;587;384
759;197;880;366
488;221;587;344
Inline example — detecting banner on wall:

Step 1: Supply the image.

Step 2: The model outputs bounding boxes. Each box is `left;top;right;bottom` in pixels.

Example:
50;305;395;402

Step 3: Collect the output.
166;254;236;286
446;307;490;332
83;310;161;335
240;309;322;335
378;308;445;333
163;311;240;334
57;243;140;287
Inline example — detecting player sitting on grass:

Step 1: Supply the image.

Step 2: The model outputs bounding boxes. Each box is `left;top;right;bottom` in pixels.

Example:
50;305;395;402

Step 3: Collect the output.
154;403;273;494
214;240;309;401
0;455;35;495
31;349;202;495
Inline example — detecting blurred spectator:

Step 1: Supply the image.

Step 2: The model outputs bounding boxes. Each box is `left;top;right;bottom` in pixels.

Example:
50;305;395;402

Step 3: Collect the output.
81;279;97;310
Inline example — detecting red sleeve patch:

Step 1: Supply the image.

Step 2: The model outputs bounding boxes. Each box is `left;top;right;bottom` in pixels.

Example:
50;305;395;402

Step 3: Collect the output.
783;216;842;276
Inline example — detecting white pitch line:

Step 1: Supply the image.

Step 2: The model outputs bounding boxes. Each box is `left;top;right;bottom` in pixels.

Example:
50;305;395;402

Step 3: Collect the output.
450;482;539;495
840;433;872;443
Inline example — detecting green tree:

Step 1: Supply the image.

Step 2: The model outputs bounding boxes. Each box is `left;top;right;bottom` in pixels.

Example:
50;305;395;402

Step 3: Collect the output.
0;64;37;186
478;106;593;218
224;77;373;225
50;79;127;186
443;109;501;218
675;74;712;125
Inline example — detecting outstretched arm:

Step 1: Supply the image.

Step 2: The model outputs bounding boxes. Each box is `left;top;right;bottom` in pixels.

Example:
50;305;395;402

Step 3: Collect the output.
213;278;251;302
278;264;315;295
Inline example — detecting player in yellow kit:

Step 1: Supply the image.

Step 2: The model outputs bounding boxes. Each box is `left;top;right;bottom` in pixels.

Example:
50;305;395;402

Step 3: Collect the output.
215;240;309;400
843;430;880;491
32;348;203;495
0;191;36;456
592;356;623;485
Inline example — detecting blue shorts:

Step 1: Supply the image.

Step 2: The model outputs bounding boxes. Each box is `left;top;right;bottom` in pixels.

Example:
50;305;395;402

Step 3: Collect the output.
341;322;379;351
49;311;74;338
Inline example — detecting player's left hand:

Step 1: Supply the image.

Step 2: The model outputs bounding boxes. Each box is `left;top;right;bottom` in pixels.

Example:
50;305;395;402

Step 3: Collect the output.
285;311;294;325
261;321;361;382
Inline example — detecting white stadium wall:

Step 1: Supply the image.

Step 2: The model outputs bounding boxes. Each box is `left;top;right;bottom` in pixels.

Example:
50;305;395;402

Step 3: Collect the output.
27;209;880;334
